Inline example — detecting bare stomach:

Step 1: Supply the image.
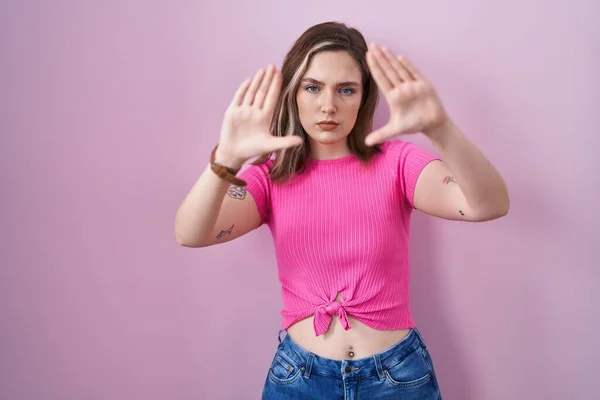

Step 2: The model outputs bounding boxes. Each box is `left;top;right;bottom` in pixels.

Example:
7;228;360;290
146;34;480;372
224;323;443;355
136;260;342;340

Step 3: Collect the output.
286;294;411;360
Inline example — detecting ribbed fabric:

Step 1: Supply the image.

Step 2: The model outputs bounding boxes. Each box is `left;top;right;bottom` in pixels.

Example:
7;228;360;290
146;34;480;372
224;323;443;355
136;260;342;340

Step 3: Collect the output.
238;140;439;336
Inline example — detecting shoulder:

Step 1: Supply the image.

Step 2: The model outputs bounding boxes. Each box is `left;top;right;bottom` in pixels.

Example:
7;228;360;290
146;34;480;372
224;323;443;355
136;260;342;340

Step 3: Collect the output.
241;157;275;175
379;138;438;161
237;157;275;189
377;139;412;167
379;139;418;155
377;139;441;177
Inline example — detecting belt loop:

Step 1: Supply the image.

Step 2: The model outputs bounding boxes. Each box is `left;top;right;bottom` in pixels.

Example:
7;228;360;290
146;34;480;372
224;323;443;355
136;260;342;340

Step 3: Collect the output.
413;328;427;349
277;329;286;346
373;354;385;381
303;353;315;379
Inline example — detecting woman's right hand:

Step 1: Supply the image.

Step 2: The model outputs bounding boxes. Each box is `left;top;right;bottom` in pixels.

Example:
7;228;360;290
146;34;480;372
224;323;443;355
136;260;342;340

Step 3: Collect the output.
215;64;304;169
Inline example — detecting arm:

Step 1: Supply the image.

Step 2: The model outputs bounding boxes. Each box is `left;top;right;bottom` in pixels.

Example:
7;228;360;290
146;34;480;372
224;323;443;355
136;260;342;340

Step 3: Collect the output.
413;119;509;222
174;64;302;248
364;44;509;221
174;155;261;248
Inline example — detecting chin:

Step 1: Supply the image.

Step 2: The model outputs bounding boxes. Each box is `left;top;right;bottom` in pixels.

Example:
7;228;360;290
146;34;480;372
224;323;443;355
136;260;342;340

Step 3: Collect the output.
308;130;349;145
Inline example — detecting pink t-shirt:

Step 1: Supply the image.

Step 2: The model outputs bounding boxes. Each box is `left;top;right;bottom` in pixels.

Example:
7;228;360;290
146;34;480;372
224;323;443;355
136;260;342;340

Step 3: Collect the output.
238;140;439;336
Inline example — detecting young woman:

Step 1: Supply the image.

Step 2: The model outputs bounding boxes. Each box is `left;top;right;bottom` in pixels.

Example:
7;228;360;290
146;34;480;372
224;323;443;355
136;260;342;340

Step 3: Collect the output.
175;21;509;400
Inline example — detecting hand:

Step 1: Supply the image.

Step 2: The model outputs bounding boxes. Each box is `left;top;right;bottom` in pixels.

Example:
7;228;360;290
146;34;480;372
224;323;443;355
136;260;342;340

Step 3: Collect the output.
364;44;450;146
216;65;303;168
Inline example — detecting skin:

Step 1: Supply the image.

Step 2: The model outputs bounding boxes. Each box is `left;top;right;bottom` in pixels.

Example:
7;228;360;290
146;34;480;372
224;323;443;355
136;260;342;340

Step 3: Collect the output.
296;51;362;161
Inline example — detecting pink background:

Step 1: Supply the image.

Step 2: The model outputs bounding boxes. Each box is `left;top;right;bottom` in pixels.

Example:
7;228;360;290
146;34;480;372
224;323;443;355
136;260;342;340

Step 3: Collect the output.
1;1;598;399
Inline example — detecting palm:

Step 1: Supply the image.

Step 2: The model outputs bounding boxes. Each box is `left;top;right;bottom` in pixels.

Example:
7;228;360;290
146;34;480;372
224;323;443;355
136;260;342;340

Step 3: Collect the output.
386;81;445;132
364;45;448;146
219;65;303;162
221;104;273;156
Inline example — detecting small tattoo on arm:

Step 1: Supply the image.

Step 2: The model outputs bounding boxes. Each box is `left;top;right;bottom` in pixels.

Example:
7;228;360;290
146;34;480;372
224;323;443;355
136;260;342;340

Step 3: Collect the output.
459;210;465;216
216;224;234;239
227;186;247;200
443;176;458;185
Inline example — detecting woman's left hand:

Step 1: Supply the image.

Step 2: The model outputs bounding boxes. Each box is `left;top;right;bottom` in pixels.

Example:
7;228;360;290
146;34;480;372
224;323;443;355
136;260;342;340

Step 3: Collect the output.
364;43;450;146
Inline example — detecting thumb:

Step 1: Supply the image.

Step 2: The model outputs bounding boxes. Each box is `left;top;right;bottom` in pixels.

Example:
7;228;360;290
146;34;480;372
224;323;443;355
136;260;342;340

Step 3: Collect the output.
364;125;395;146
264;135;304;153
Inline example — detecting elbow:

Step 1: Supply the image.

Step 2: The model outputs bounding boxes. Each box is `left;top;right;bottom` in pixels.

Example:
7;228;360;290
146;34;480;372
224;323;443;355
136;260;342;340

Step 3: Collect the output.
485;183;510;220
497;189;510;218
175;233;194;247
174;230;207;248
498;200;510;218
497;183;510;217
176;237;197;248
488;204;509;220
174;214;212;247
477;195;510;222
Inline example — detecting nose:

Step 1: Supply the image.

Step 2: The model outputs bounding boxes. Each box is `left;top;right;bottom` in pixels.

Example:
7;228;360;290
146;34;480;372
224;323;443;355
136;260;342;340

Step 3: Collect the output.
319;90;337;114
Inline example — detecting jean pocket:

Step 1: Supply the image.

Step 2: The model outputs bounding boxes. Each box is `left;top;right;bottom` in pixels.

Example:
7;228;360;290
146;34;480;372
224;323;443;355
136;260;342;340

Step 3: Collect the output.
268;348;303;385
383;346;432;388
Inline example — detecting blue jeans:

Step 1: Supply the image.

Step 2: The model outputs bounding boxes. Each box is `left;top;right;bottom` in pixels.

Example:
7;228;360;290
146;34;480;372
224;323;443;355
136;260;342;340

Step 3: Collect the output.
262;328;442;399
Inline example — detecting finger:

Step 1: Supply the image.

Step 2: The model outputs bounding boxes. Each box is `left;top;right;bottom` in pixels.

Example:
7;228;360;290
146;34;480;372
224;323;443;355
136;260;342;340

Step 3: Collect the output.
380;46;412;82
231;78;252;107
364;125;395;146
242;68;266;106
369;44;401;87
397;56;423;81
262;69;282;112
366;49;392;91
255;65;275;109
265;135;303;152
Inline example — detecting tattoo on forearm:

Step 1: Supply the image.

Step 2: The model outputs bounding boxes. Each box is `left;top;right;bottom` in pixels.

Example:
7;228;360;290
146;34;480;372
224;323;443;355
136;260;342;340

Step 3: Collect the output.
227;186;247;200
443;176;458;185
216;224;234;239
459;210;465;216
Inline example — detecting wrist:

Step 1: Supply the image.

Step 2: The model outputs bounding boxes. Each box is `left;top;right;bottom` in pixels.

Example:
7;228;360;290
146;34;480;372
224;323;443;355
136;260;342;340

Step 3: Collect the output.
422;117;456;144
214;145;245;171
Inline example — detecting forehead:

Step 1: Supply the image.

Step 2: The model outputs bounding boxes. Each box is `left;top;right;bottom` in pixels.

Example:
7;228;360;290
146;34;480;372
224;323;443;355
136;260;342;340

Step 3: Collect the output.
302;51;362;83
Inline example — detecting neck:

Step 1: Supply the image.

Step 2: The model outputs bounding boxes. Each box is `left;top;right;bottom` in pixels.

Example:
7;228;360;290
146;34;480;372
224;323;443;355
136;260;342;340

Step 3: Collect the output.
309;139;351;160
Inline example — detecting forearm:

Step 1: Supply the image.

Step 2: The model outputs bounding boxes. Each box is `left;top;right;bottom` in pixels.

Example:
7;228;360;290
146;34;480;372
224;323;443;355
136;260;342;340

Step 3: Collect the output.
424;119;509;217
174;163;234;247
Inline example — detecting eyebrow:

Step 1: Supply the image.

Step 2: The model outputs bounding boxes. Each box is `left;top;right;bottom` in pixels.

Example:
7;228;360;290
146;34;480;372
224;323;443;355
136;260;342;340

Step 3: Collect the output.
301;77;361;87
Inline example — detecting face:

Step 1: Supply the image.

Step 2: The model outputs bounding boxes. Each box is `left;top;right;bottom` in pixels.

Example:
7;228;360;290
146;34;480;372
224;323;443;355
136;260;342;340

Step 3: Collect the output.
296;50;363;156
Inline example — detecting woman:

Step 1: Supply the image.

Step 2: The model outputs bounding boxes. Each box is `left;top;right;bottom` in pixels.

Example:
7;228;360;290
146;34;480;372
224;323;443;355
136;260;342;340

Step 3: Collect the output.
175;21;509;399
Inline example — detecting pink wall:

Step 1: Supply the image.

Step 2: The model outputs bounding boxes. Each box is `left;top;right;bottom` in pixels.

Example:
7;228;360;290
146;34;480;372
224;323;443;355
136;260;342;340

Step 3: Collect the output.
1;1;598;399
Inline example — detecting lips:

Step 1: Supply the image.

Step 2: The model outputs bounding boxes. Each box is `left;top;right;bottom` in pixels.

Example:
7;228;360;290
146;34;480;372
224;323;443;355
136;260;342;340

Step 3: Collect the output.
317;121;339;131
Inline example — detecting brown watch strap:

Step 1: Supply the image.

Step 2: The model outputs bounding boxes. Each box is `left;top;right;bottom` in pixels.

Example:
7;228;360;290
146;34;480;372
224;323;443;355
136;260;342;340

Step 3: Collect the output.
209;144;247;186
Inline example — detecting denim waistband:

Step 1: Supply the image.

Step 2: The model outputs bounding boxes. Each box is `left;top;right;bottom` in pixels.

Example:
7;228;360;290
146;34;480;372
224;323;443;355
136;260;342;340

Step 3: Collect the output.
276;327;428;380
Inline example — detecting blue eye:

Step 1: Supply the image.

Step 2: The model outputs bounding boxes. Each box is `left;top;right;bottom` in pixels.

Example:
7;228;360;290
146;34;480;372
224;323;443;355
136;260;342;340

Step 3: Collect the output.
304;85;356;95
